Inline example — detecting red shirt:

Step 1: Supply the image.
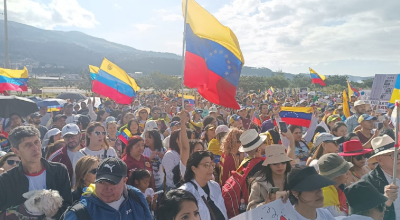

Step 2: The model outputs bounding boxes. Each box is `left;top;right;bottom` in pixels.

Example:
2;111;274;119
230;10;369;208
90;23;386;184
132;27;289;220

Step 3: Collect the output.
219;153;238;186
122;154;152;177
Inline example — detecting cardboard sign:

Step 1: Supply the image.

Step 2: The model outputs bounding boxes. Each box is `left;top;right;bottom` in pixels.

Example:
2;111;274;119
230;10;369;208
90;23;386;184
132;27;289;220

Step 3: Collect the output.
230;200;297;220
370;74;398;101
299;88;308;100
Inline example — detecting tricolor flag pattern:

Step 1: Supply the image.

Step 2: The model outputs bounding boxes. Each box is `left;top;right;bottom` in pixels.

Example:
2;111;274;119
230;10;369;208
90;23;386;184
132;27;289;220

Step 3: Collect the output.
309;68;326;86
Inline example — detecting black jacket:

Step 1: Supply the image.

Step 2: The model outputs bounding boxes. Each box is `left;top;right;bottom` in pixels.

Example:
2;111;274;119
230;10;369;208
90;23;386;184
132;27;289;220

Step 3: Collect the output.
360;165;395;220
0;158;72;219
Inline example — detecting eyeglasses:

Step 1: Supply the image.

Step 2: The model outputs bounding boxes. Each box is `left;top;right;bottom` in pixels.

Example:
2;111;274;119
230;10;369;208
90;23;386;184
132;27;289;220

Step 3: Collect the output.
354;154;367;161
271;162;286;166
199;162;215;169
93;131;107;136
324;140;338;145
382;152;400;160
64;134;79;140
139;111;147;114
88;168;97;174
153;111;161;115
6;160;20;166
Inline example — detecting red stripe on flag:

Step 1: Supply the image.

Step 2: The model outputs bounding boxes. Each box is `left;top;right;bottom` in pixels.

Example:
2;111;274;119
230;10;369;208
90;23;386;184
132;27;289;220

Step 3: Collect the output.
92;81;133;104
280;118;312;127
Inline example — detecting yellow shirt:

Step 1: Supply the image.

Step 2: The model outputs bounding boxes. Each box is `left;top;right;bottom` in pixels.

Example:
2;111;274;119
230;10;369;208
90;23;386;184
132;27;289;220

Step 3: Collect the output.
207;138;222;156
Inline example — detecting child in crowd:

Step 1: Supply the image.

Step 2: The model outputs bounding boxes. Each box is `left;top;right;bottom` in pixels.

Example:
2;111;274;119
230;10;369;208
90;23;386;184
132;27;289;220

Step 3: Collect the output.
129;169;158;214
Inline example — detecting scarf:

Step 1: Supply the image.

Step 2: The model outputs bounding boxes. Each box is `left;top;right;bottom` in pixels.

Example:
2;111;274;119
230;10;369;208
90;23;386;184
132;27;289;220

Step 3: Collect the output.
323;185;348;214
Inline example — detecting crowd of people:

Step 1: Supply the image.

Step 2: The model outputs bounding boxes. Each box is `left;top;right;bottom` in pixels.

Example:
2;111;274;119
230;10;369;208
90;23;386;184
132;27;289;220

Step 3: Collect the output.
0;90;398;220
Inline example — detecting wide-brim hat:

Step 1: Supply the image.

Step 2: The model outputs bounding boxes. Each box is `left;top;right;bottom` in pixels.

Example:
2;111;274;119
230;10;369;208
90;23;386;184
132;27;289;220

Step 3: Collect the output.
262;144;292;166
238;129;267;152
288;166;336;191
368;134;395;163
350;100;370;113
345;181;388;215
339;140;373;157
136;107;150;118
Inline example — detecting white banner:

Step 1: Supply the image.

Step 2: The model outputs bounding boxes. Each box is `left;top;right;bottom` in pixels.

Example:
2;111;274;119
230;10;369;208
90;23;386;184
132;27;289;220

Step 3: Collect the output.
370;74;398;101
230;200;296;220
299;87;308;100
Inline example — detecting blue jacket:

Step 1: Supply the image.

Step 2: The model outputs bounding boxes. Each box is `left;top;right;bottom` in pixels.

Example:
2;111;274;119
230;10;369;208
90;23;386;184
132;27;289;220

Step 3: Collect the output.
64;185;152;220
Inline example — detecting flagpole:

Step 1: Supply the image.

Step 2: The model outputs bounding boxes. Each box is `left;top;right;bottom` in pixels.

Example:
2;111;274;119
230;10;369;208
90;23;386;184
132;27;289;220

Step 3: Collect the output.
393;101;399;184
180;0;189;109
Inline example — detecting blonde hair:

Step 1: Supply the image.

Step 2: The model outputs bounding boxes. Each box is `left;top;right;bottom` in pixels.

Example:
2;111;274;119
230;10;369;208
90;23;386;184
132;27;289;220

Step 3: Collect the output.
45;139;66;160
73;156;100;190
221;128;243;155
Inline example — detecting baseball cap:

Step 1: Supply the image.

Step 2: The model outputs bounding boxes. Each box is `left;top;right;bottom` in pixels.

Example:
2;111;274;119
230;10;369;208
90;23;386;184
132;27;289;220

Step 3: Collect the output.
53;114;67;122
314;133;341;147
387;103;395;109
215;125;229;135
95;157;127;185
358;114;377;123
327;114;341;123
62;124;80;137
195;109;203;114
106;116;116;123
77;115;90;124
30;112;42;118
229;114;241;124
170;121;180;127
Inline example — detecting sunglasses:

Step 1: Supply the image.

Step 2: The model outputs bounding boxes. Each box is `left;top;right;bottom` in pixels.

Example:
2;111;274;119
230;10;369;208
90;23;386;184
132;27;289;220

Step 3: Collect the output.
6;160;20;166
93;131;107;136
88;168;97;174
354;154;367;161
272;162;286;166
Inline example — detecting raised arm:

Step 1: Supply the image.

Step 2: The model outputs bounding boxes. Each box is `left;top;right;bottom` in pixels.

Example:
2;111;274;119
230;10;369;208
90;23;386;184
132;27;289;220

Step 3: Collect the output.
179;111;190;166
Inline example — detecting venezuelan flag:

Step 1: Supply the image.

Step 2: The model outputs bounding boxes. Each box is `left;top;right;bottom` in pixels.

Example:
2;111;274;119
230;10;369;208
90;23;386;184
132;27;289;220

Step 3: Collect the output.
118;128;132;145
0;67;28;92
347;79;360;98
279;107;313;127
342;89;351;118
268;86;275;96
309;68;326;86
178;94;195;105
92;58;140;105
89;65;99;81
182;0;244;109
390;75;400;103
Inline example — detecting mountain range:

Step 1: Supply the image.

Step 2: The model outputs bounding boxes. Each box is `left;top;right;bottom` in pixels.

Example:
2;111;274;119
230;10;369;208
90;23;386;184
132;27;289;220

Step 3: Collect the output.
0;20;370;81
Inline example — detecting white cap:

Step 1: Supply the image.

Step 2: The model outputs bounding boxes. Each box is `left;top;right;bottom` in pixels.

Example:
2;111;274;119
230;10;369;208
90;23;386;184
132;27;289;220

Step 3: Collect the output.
209;105;218;113
62;123;80;137
46;128;61;138
215;125;229;135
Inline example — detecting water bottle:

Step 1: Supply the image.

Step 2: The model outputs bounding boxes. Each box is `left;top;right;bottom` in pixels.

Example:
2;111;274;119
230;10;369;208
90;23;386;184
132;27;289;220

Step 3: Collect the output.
239;199;246;213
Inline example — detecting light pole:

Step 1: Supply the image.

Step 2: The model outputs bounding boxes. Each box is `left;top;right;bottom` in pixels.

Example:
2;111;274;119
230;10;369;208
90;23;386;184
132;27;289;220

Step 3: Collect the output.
4;0;9;68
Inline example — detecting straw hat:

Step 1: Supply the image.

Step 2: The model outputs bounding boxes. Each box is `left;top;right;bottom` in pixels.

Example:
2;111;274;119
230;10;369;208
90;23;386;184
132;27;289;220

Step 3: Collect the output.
135;107;150;118
262;144;292;166
350;100;370;113
238;129;266;152
368;134;395;163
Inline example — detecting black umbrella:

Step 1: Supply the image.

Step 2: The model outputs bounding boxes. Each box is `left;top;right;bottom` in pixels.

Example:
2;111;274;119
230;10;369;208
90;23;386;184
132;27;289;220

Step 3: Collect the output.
56;92;87;101
0;96;39;118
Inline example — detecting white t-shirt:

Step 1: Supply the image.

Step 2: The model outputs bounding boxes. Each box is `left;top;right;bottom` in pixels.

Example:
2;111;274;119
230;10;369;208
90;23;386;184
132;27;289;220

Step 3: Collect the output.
107;195;124;210
309;159;319;172
180;160;186;178
65;115;76;124
162;150;180;188
73;147;117;171
25;169;47;191
143;147;165;189
294;206;335;220
163;136;171;150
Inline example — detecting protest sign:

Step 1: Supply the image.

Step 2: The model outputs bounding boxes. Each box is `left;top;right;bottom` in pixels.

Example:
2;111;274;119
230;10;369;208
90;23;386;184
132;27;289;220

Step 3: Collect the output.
370;74;398;101
299;87;308;100
230;199;296;220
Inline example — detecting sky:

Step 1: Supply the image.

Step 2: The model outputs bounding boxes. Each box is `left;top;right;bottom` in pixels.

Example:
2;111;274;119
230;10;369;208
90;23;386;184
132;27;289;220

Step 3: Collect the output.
2;0;400;76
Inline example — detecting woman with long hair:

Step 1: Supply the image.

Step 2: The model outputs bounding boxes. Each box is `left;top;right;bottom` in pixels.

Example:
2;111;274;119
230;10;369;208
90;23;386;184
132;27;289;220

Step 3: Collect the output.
201;124;216;149
115;119;141;157
162;129;182;191
144;129;166;192
156;189;200;220
95;110;109;123
118;112;135;130
45;139;66;160
179;151;228;220
121;135;155;189
73;122;117;169
306;133;340;172
137;107;150;133
41;128;62;154
218;128;244;186
331;122;348;138
72;156;99;202
247;145;292;210
287;166;336;220
340;140;372;185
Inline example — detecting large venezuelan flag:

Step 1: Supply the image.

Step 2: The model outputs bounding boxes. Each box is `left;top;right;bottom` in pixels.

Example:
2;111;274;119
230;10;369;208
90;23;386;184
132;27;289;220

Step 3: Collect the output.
92;58;140;105
309;68;326;86
0;67;28;92
279;107;313;127
182;0;244;109
390;74;400;103
89;65;99;81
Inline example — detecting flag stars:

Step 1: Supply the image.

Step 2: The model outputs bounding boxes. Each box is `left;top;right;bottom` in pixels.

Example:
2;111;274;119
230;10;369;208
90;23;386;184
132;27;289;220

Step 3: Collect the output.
225;72;229;75
228;66;231;70
219;50;223;54
225;54;228;58
209;52;213;56
214;50;217;54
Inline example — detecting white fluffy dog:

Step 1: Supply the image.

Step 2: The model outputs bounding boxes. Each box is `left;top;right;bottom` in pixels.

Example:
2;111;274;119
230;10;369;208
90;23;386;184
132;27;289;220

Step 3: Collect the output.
22;189;63;220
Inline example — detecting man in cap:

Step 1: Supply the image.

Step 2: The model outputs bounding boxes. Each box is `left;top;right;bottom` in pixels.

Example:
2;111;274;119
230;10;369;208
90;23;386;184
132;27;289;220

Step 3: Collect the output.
48;123;82;184
345;100;369;133
356;114;379;149
52;114;67;130
64;157;152;220
361;135;400;220
229;114;243;129
29;112;48;140
338;181;387;220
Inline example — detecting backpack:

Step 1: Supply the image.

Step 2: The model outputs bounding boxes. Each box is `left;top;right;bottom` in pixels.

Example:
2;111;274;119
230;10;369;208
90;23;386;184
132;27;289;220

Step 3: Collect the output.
221;157;263;219
60;188;146;220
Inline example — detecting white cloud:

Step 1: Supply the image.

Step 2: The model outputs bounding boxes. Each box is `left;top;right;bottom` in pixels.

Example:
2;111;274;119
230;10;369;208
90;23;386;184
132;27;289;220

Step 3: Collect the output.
162;14;182;22
214;0;400;74
154;8;182;22
133;23;155;32
2;0;98;29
